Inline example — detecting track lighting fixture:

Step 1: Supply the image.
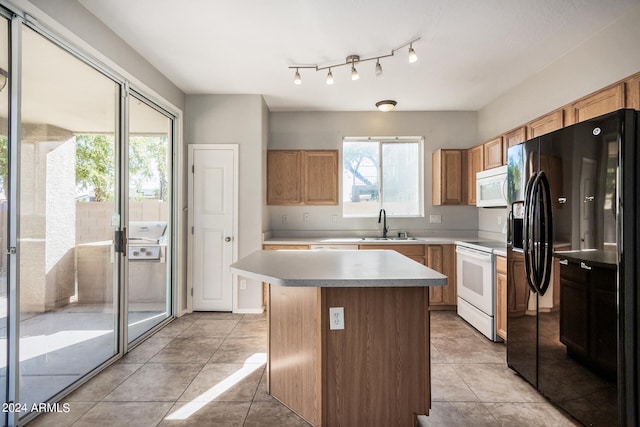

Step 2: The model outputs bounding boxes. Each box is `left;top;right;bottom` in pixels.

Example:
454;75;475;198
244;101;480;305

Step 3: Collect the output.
289;37;420;85
376;100;397;112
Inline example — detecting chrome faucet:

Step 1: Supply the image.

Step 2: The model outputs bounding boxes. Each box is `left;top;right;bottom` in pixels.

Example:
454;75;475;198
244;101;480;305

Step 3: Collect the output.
378;208;388;238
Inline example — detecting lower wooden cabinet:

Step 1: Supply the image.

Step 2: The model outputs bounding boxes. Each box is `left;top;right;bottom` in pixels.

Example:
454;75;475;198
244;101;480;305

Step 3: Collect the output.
358;244;425;264
495;255;507;341
425;245;457;309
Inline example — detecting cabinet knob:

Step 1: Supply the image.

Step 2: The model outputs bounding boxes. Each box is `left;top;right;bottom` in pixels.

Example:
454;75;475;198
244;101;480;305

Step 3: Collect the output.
225;237;232;242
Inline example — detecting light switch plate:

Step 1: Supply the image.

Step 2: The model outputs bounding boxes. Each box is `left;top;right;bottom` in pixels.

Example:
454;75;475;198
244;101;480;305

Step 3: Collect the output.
329;307;344;330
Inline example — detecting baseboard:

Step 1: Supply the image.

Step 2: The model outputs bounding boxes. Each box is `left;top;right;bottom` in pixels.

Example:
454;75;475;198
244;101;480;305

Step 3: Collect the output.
233;308;265;314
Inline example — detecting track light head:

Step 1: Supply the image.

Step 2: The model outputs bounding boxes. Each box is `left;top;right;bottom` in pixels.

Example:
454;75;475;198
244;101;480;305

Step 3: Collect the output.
351;65;359;81
326;68;334;85
294;68;302;85
408;44;417;63
375;59;383;77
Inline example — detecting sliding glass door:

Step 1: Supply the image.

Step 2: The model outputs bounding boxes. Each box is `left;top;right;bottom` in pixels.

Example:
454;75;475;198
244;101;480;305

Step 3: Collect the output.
127;95;173;343
0;13;177;423
18;25;120;409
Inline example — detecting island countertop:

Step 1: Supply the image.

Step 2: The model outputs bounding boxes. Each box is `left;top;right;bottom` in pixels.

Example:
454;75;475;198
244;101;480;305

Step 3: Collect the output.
230;249;447;288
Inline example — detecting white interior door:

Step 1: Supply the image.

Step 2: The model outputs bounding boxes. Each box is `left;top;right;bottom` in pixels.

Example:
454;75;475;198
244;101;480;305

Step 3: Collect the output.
190;145;238;311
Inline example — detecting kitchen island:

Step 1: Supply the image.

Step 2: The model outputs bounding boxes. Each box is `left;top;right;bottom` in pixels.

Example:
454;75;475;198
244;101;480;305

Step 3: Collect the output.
230;250;447;427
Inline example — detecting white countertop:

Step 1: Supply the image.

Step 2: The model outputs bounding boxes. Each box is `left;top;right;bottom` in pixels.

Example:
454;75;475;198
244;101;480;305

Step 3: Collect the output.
230;249;447;288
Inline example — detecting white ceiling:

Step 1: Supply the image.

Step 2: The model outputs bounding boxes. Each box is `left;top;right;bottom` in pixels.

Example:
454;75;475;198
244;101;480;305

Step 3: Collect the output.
53;0;640;112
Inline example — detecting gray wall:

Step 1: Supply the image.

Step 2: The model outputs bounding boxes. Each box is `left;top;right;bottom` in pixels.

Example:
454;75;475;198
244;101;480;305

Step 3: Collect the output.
185;94;266;312
268;111;479;235
477;3;640;141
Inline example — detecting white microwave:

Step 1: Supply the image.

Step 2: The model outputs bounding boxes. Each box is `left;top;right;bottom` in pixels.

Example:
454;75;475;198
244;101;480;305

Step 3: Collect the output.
476;165;507;207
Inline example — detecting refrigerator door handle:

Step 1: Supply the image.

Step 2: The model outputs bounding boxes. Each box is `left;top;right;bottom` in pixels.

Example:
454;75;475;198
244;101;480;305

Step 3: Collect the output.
523;172;540;294
537;171;553;296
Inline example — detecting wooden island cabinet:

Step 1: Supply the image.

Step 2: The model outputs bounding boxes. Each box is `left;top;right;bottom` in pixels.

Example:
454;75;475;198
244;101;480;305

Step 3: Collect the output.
231;250;447;427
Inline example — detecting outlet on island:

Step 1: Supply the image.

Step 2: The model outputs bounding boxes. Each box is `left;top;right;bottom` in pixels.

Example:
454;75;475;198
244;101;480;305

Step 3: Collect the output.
329;307;345;330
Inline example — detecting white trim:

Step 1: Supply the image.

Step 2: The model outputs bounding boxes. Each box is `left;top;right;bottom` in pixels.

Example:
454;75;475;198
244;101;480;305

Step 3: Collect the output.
187;144;239;313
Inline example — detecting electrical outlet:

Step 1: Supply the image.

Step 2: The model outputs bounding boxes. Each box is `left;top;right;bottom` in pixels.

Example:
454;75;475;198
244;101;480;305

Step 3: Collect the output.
497;215;502;225
429;214;442;224
282;214;288;224
303;212;310;222
332;214;338;224
240;279;247;290
329;307;344;330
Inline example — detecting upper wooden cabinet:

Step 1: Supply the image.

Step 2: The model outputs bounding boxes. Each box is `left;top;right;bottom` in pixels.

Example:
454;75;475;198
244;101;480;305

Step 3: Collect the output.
466;145;483;205
570;83;624;124
267;150;338;205
527;110;564;139
483;137;503;170
267;150;303;205
432;149;466;206
625;74;640;110
303;150;339;205
502;126;527;164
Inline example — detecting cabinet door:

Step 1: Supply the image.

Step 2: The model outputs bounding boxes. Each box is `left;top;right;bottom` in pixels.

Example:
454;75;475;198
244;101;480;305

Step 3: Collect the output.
502;127;527;165
466;145;483;205
495;256;507;341
426;244;456;309
432;149;465;205
267;151;302;205
527;110;564;139
303;150;338;205
570;84;624;124
483;137;503;170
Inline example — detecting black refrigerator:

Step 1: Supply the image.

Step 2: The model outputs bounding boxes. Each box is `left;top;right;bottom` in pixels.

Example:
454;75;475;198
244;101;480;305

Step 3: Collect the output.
506;109;638;427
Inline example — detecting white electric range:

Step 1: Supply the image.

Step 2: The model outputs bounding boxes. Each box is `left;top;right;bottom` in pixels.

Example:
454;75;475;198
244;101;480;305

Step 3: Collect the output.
454;240;506;342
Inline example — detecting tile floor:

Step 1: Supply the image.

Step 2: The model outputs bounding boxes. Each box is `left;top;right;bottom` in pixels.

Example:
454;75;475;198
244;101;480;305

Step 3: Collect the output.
27;311;579;427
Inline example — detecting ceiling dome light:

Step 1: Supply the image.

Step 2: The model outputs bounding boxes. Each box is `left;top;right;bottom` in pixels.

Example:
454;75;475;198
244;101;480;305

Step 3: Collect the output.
376;100;397;112
326;68;334;85
408;44;418;63
294;68;302;85
375;59;383;77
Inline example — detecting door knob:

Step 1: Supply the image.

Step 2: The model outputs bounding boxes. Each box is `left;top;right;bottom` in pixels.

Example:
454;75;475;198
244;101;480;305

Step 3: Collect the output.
224;237;232;242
